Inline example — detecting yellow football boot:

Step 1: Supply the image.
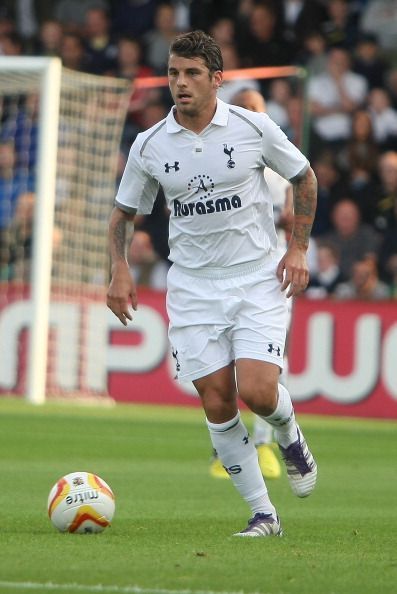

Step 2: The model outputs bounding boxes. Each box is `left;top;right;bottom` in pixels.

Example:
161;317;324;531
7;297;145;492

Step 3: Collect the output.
256;443;281;479
209;456;229;479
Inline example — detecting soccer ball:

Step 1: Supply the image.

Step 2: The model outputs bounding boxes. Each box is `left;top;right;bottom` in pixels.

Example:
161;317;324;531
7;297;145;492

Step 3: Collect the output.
47;471;115;533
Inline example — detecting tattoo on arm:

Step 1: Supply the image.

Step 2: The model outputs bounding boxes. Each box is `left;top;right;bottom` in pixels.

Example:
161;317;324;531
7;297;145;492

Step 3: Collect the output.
291;168;318;250
109;208;136;264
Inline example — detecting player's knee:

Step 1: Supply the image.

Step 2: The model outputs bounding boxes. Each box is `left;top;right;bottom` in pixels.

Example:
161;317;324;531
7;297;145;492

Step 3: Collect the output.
239;378;278;416
198;385;237;422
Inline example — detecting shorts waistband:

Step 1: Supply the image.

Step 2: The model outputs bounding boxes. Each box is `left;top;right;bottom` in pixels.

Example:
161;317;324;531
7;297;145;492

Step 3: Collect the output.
172;255;274;280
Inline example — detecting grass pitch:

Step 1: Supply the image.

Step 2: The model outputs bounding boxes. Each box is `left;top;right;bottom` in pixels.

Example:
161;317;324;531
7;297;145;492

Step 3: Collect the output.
0;397;396;594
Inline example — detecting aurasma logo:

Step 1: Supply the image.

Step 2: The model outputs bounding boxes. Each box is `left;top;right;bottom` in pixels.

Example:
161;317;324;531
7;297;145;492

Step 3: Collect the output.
173;195;242;216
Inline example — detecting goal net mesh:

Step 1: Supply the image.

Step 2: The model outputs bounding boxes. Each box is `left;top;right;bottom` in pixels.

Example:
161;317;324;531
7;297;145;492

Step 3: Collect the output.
0;65;131;400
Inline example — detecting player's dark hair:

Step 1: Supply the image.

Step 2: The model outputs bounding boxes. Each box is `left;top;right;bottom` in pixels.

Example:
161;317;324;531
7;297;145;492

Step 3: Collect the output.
169;30;223;73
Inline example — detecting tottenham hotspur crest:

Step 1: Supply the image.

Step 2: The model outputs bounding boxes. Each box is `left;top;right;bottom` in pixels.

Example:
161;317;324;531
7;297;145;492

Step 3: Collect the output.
223;144;235;168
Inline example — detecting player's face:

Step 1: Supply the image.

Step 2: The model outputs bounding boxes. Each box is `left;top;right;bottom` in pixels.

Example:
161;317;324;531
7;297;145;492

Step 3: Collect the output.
168;54;222;118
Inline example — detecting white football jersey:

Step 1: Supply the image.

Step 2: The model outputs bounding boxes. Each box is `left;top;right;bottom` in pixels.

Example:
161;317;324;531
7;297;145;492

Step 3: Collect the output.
115;99;308;269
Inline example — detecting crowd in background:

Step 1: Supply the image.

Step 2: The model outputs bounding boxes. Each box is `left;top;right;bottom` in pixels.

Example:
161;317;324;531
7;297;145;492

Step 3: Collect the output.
1;0;397;300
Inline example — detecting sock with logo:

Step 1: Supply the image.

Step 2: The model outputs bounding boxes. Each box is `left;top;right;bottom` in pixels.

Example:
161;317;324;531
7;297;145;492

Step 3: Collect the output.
206;411;276;518
261;383;298;448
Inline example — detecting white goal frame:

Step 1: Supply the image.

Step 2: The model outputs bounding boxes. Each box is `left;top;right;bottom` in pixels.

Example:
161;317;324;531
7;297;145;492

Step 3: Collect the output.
0;57;62;405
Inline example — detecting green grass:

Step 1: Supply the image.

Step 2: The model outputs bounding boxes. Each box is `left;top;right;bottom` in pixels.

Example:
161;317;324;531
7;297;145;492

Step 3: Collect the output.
0;397;396;594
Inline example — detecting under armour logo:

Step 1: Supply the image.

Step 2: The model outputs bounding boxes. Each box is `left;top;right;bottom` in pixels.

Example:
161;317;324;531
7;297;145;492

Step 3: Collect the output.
165;161;180;173
223;144;235;168
268;343;281;356
243;434;249;445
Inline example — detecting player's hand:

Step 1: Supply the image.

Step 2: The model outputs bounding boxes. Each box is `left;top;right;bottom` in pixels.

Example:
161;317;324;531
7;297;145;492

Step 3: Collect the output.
276;246;309;298
106;263;137;326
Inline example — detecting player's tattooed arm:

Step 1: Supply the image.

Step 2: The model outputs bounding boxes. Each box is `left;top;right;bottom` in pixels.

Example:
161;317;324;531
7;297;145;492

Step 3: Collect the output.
107;206;138;325
108;206;137;263
290;167;317;251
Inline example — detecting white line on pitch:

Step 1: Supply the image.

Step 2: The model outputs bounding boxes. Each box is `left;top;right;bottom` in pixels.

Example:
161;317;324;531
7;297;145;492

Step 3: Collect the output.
0;582;264;594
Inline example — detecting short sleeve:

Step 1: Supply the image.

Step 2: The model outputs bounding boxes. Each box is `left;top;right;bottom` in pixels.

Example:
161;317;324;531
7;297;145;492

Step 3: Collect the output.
261;114;309;181
115;138;159;215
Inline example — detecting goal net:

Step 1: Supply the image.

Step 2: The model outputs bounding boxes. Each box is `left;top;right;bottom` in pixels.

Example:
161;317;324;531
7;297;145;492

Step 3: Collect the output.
0;58;131;403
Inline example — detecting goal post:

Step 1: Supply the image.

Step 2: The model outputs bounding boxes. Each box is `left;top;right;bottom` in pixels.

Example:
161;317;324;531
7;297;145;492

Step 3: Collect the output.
28;59;61;405
0;57;62;405
0;59;131;404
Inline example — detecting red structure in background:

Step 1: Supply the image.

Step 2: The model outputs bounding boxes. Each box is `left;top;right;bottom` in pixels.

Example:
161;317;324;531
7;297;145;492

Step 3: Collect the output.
1;286;396;418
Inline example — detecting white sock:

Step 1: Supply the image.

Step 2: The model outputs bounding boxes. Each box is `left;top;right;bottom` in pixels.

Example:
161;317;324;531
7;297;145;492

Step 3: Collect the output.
206;412;276;518
261;383;298;448
252;415;274;445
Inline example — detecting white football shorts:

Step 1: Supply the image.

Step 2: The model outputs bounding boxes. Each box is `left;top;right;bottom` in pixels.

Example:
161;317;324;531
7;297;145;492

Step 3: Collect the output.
167;255;288;383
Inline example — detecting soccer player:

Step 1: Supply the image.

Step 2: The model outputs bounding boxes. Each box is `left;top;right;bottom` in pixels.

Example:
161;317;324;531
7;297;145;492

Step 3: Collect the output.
107;30;318;538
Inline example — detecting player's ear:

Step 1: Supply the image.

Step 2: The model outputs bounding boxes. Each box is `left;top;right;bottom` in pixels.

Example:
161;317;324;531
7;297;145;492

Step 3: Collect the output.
213;70;223;89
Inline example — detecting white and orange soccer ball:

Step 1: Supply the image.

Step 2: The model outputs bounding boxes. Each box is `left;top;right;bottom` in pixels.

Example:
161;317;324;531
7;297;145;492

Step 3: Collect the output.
47;471;115;533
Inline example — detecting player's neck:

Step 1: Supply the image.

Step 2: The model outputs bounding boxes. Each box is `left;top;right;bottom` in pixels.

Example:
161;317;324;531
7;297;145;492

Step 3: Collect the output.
174;102;217;134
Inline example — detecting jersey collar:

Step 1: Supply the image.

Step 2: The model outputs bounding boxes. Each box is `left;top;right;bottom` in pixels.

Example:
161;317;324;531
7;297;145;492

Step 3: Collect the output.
166;98;230;133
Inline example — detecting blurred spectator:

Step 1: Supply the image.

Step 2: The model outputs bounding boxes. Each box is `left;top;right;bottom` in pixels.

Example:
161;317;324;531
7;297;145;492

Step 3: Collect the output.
374;151;397;232
339;109;378;176
298;30;328;76
54;0;109;34
217;44;259;103
368;88;397;150
379;222;397;294
311;152;347;237
189;0;239;32
386;67;397;110
306;241;345;299
237;1;293;68
321;0;359;49
4;190;35;282
0;140;34;231
360;0;397;54
35;19;63;56
334;256;390;300
0;32;24;55
120;98;168;162
60;32;88;71
308;47;368;152
1;191;63;282
209;17;235;46
111;0;157;38
352;33;388;90
278;0;327;52
266;78;292;131
323;199;381;278
338;109;379;225
285;95;304;147
0;93;39;171
143;3;179;75
139;100;167;130
0;1;53;51
114;36;159;129
0;13;16;37
128;229;169;290
84;7;117;75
